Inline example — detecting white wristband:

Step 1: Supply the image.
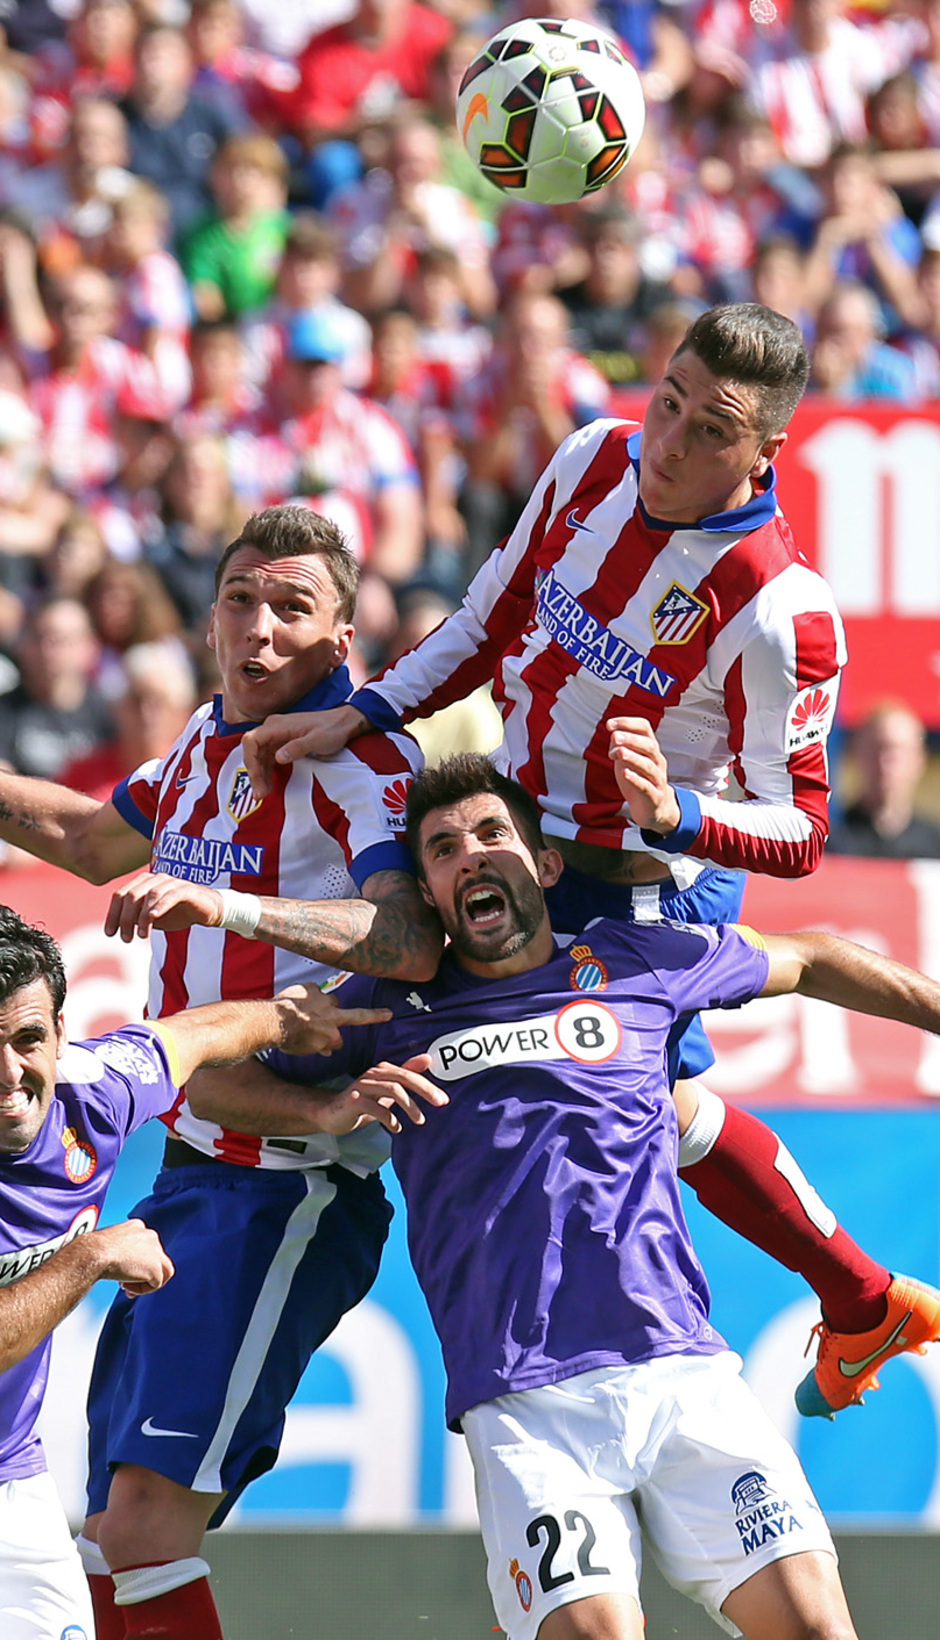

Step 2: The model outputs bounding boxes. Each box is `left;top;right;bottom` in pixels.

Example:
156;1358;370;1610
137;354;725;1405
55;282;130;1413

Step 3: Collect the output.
217;889;262;938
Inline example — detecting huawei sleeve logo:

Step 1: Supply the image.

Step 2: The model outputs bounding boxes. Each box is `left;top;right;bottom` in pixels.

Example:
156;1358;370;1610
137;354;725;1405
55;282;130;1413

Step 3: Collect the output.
382;778;409;828
784;679;838;754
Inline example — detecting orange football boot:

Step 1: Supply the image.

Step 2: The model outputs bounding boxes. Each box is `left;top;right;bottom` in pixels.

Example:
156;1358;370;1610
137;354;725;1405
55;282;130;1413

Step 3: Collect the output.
795;1274;940;1418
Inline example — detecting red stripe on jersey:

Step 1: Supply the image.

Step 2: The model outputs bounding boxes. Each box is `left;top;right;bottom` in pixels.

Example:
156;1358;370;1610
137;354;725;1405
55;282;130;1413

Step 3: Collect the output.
516;433;640;809
792;609;839;687
724;654;747;789
215;1127;264;1165
353;730;417;775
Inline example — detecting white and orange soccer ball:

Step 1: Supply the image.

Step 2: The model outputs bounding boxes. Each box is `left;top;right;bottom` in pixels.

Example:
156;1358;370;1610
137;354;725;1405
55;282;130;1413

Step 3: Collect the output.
456;17;646;207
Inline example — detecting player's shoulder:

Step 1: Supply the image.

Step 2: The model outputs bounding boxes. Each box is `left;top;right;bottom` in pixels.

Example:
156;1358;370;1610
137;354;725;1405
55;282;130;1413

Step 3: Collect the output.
57;1026;170;1096
324;726;424;778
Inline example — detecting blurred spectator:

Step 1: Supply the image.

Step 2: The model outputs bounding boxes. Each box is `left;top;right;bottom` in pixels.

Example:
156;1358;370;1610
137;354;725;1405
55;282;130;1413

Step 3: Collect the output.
561;206;672;394
182;130;290;321
61;638;198;798
147;432;244;635
183;317;262;433
38;506;110;603
802;143;920;324
90;407;176;560
867;70;940;231
279;309;425;585
0;594;113;777
369;305;465;591
120;23;243;239
749;0;918;171
809;281;920;401
241;212;373;401
3;95;133;273
634;297;702;385
457;290;610;578
331;112;496;321
827;700;940;858
186;0;298;127
17;262;168;499
27;0;139;164
236;0;356;60
282;0;454;209
103;178;192;412
0;0;72;58
679;101;815;305
490;195;592;297
751;233;813;339
895;244;940;395
404;244;492;389
0;388;69;584
82;556;186;696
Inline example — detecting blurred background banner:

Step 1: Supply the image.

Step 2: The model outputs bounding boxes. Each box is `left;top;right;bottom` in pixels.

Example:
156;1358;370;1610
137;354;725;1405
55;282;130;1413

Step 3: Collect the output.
1;856;939;1531
615;393;940;730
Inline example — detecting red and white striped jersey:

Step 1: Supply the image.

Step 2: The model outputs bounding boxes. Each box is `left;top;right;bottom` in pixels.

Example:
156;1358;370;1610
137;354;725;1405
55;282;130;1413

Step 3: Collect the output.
112;676;423;1170
353;420;846;883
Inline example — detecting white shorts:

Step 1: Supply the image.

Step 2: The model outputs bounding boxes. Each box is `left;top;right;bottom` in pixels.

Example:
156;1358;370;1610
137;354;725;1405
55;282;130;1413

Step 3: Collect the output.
0;1470;93;1640
462;1351;835;1640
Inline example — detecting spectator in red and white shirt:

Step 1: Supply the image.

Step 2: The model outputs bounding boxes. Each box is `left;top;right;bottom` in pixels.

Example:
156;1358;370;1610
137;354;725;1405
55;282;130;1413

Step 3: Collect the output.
456;290;611;578
241;211;372;409
3;95;133;274
330;112;496;322
27;0;139;163
17;263;168;500
102;178;192;413
278;308;424;587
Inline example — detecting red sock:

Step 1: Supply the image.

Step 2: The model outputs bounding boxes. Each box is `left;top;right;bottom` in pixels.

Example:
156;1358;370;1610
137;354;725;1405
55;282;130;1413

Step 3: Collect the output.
115;1573;223;1640
88;1573;126;1640
679;1101;891;1332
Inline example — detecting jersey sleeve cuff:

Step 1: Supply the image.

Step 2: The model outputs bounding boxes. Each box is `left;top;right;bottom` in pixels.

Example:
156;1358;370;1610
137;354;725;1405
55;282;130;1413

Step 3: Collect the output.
349;688;404;734
111;778;155;839
349;838;415;892
640;787;702;854
145;1022;183;1087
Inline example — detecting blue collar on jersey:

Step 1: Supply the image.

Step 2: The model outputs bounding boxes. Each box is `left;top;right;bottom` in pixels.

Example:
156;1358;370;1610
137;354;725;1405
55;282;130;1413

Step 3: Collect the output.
212;662;353;736
626;429;779;534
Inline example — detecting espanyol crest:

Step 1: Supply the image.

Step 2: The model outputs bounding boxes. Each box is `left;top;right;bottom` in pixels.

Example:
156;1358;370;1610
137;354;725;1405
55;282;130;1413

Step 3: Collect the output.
227;766;262;823
650;582;709;645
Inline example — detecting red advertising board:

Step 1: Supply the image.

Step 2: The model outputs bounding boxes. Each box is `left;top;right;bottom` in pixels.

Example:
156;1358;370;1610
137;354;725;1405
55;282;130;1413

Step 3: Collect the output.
2;856;940;1108
612;392;940;729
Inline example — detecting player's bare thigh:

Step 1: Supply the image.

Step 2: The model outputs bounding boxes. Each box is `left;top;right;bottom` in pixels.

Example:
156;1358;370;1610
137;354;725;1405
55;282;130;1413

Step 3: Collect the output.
722;1549;858;1640
531;1553;856;1640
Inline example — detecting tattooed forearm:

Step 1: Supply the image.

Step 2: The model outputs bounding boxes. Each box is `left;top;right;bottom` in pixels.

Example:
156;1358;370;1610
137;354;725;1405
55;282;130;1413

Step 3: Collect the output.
0;800;41;833
254;870;443;981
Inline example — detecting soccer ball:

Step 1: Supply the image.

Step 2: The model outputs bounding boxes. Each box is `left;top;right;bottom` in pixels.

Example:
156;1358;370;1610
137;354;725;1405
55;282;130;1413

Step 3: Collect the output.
456;18;646;206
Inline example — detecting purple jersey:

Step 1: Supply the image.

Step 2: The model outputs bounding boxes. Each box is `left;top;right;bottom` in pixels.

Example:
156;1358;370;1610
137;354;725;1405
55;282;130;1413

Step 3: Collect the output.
0;1025;178;1482
267;918;770;1427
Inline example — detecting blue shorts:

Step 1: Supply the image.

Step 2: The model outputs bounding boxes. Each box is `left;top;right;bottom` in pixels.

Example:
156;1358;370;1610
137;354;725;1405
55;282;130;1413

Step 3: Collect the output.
85;1154;391;1525
545;865;747;1080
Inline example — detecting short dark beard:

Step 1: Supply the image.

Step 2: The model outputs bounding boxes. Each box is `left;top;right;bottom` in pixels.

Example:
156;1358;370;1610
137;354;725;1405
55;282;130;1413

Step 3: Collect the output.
446;872;544;965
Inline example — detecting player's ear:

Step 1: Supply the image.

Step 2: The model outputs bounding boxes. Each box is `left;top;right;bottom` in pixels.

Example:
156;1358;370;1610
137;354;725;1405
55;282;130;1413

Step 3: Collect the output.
751;428;786;479
537;847;564;889
331;623;355;669
417;874;435;909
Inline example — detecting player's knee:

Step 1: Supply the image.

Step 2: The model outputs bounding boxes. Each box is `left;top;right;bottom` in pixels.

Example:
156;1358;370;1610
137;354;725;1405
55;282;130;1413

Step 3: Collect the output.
97;1465;216;1568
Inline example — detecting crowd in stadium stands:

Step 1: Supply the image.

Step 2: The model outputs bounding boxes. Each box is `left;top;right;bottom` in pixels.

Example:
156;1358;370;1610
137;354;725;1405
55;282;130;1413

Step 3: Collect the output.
0;0;936;817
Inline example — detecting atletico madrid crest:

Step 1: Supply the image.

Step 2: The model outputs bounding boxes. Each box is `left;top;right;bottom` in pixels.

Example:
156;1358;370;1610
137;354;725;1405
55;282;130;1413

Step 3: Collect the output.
227;766;262;823
650;582;709;645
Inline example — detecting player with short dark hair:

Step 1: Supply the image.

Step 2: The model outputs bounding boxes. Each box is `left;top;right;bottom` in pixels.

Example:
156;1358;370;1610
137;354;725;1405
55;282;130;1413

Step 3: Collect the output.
239;302;940;1420
0;904;399;1640
0;503;441;1640
252;751;940;1640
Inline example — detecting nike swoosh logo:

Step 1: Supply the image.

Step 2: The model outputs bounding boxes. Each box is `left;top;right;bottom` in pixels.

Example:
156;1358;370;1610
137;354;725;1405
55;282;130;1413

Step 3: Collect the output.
566;508;597;535
141;1417;200;1438
838;1309;913;1378
176;771;197;787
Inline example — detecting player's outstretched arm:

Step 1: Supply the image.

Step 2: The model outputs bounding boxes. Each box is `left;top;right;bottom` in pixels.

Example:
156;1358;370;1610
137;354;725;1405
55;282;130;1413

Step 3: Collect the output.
0;774;150;882
0;1219;173;1373
155;984;395;1088
762;931;940;1030
107;868;444;982
184;1054;445;1136
241;704;370;798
